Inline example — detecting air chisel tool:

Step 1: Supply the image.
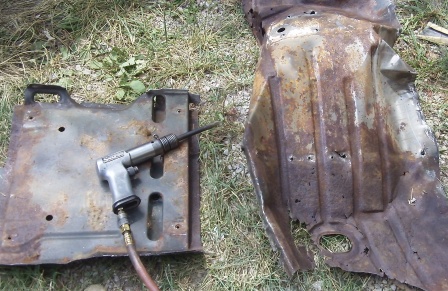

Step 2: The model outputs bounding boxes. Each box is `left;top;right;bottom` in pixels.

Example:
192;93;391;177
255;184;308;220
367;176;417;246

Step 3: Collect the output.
96;122;219;214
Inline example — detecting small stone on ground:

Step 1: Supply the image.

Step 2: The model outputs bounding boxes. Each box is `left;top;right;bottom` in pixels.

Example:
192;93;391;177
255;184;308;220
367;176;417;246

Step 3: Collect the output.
84;284;106;291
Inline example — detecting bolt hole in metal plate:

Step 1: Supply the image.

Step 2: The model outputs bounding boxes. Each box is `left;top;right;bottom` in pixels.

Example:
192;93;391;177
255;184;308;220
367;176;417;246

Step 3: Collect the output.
0;84;202;264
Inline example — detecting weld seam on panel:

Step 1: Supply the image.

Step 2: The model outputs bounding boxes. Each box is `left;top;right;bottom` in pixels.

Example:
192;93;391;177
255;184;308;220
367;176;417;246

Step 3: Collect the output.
268;76;293;211
372;45;391;207
343;78;361;214
343;78;359;215
309;49;327;221
338;74;354;218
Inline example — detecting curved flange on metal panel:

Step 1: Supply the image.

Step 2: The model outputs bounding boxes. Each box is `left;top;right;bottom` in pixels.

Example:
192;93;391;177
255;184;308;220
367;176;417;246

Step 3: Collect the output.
242;1;448;290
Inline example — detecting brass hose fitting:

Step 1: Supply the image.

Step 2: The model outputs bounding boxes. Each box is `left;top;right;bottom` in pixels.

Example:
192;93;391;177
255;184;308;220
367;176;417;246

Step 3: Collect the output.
118;210;133;246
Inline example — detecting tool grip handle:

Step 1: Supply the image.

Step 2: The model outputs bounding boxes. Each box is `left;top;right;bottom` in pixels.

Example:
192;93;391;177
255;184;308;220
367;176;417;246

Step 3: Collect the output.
104;166;141;214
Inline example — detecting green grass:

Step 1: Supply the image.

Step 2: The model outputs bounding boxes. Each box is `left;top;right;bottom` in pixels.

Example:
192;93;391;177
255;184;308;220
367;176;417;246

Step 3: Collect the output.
0;0;446;290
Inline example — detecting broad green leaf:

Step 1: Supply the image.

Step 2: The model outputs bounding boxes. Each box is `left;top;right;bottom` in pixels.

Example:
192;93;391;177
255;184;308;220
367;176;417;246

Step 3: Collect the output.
129;80;146;93
120;57;136;68
115;89;125;99
105;74;114;81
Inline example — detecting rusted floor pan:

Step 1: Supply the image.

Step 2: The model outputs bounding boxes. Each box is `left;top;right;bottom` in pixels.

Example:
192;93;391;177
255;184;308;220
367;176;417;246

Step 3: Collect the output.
242;1;448;290
0;85;202;264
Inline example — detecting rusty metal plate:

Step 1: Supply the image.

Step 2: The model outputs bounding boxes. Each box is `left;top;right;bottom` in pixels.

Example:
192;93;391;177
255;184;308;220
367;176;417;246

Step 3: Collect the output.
0;84;202;265
242;1;448;290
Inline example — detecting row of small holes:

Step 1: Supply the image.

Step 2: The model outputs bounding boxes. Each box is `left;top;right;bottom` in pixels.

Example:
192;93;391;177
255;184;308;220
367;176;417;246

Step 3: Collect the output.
278;11;317;34
289;155;345;161
289;151;424;160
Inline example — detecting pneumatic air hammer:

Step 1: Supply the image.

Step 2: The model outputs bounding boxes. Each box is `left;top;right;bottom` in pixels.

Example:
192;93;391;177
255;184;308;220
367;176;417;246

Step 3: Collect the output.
96;122;218;214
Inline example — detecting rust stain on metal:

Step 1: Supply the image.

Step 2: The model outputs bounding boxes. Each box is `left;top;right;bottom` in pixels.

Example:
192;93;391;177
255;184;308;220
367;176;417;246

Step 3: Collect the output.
119;120;154;138
48;193;69;227
242;1;448;290
86;190;110;231
80;134;109;156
